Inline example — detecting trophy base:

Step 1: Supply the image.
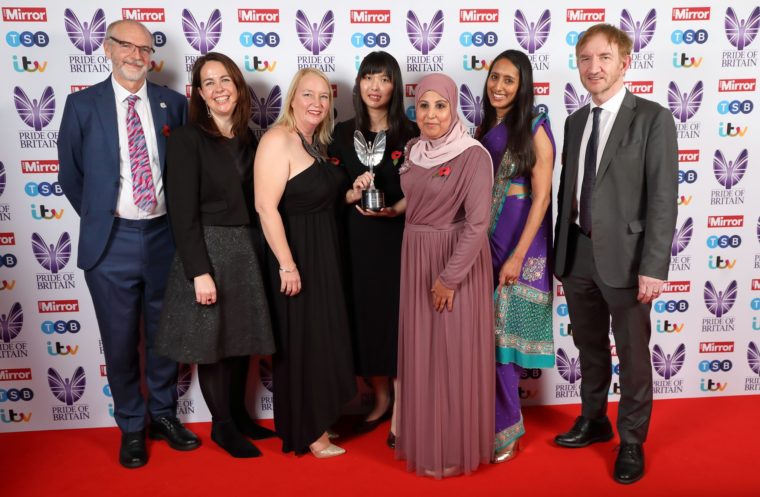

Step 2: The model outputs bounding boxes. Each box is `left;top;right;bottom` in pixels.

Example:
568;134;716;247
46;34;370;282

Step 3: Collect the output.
362;190;385;212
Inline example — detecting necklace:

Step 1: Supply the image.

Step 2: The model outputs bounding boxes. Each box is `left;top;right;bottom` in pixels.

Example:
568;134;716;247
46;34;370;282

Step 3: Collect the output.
297;130;325;163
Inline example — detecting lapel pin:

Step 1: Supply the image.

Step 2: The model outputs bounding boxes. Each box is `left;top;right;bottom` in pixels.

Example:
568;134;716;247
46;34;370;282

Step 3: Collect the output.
160;102;166;109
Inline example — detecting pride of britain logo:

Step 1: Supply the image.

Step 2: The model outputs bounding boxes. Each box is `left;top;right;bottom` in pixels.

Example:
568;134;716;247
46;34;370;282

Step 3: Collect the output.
514;10;550;71
295;10;336;72
405;10;444;72
13;86;57;149
722;7;759;67
249;86;281;137
711;149;747;206
668;81;703;140
181;9;222;72
652;343;686;395
702;280;737;333
554;348;581;399
64;9;110;73
620;9;656;69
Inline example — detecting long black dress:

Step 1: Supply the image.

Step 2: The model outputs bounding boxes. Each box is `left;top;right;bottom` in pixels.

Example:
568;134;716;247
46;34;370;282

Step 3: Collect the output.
265;159;356;455
328;119;417;377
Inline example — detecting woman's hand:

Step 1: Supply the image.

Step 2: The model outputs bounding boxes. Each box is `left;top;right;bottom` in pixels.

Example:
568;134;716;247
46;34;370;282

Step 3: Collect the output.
431;278;455;312
347;172;374;204
194;273;217;305
497;254;524;289
355;197;406;218
279;266;301;297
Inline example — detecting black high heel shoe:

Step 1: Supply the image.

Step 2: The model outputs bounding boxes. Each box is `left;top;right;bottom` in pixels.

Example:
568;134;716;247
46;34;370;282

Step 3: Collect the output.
386;431;396;449
353;404;392;434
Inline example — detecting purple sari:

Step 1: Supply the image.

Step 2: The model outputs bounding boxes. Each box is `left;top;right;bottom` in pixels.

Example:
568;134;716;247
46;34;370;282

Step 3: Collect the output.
480;114;555;450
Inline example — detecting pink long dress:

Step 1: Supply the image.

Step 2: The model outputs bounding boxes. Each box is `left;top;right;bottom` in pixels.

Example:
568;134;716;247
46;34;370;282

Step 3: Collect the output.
396;144;495;478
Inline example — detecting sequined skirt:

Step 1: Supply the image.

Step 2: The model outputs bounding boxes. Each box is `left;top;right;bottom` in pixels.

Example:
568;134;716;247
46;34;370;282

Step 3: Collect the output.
156;225;275;364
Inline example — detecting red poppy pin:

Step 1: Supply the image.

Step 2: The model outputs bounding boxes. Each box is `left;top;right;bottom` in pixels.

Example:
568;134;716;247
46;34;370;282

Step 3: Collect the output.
391;150;403;167
435;165;451;178
161;124;171;137
329;157;340;166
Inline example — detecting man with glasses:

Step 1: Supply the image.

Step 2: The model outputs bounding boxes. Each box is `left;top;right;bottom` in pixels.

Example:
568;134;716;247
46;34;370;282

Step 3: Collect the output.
58;19;200;468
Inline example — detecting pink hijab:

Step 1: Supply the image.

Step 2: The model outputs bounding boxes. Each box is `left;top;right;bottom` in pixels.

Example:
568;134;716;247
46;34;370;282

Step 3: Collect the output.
408;73;487;169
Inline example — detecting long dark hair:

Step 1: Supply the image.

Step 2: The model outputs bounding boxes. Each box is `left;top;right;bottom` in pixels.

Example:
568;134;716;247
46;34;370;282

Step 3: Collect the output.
189;52;251;140
477;50;536;178
353;51;416;149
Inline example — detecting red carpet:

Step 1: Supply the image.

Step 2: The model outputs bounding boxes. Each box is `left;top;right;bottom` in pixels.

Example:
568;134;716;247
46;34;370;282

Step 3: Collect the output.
2;395;758;496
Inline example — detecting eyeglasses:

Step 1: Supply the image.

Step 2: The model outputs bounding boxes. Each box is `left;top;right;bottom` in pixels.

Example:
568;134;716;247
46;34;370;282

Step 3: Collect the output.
109;36;155;56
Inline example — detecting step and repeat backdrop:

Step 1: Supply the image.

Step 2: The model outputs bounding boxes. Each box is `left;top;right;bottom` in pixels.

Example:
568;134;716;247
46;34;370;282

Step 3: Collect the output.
0;1;758;432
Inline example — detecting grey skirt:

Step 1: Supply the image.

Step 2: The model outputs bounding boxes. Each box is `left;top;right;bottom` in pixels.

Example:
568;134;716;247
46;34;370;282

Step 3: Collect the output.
156;225;275;364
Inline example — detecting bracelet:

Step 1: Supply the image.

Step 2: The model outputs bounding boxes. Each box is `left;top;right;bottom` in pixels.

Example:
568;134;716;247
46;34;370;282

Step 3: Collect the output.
279;265;297;273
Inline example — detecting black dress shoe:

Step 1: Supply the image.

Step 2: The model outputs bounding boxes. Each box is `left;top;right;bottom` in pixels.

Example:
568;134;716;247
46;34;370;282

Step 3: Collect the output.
148;416;201;451
614;443;644;484
555;416;613;448
386;432;396;449
119;431;147;469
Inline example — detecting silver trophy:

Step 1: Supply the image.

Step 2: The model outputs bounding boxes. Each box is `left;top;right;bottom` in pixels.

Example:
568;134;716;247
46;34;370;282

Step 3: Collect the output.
354;130;387;211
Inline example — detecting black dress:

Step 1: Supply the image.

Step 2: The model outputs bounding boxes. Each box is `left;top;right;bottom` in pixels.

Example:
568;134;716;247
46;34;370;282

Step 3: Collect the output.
156;126;274;364
266;159;356;455
328;119;417;377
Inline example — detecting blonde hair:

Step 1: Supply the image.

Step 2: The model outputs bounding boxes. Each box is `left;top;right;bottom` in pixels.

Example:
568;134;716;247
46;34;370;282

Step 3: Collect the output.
275;68;334;147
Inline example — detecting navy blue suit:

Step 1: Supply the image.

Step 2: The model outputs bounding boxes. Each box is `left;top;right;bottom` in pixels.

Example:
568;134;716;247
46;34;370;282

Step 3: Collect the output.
58;76;187;432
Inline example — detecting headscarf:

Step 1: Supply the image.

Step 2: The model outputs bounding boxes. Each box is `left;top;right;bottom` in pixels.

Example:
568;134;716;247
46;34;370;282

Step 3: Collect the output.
408;73;487;169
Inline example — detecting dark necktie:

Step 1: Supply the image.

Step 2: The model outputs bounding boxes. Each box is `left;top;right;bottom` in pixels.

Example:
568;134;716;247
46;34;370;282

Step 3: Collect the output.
579;107;601;235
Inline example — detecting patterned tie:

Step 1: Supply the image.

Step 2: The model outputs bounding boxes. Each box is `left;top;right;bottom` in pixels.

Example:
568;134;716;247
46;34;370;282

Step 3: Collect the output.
126;95;157;212
579;107;601;236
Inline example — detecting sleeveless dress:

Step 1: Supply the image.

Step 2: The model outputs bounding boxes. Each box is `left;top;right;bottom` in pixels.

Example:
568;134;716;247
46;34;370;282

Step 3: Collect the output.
265;159;357;455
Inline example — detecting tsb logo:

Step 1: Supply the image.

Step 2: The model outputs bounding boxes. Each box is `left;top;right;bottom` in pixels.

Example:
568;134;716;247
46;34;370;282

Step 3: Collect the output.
5;31;49;47
671;29;708;44
239;32;280;48
0;388;34;402
459;31;498;47
350;32;390;48
25;181;63;196
717;100;753;114
698;359;732;372
706;235;741;248
41;320;81;334
654;300;689;313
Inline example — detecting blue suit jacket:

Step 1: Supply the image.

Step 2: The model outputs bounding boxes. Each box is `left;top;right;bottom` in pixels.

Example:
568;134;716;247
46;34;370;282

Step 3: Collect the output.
57;76;188;270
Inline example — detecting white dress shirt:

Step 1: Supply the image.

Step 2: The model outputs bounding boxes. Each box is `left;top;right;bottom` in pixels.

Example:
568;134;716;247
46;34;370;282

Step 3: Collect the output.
111;77;166;219
573;85;627;223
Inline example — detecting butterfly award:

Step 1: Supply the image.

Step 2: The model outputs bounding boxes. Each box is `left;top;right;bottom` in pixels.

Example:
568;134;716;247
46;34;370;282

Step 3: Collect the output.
353;130;387;212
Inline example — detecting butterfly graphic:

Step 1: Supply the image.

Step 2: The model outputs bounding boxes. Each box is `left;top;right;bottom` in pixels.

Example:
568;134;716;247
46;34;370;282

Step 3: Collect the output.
182;9;222;55
295;10;335;55
14;86;56;132
249;86;282;129
177;364;192;398
757;216;760;244
64;8;106;55
713;149;748;190
406;10;444;55
748;342;760;376
556;348;582;384
620;9;657;52
652;343;685;380
459;84;484;127
0;161;6;198
704;280;738;318
514;10;551;54
31;232;71;274
671;217;693;256
563;83;591;115
725;7;760;51
48;366;86;406
259;358;273;393
667;81;703;123
0;302;23;344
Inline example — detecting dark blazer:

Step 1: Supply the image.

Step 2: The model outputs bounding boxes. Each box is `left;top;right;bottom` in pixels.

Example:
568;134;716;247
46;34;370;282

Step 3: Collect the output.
554;90;678;288
57;76;187;270
165;124;258;279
